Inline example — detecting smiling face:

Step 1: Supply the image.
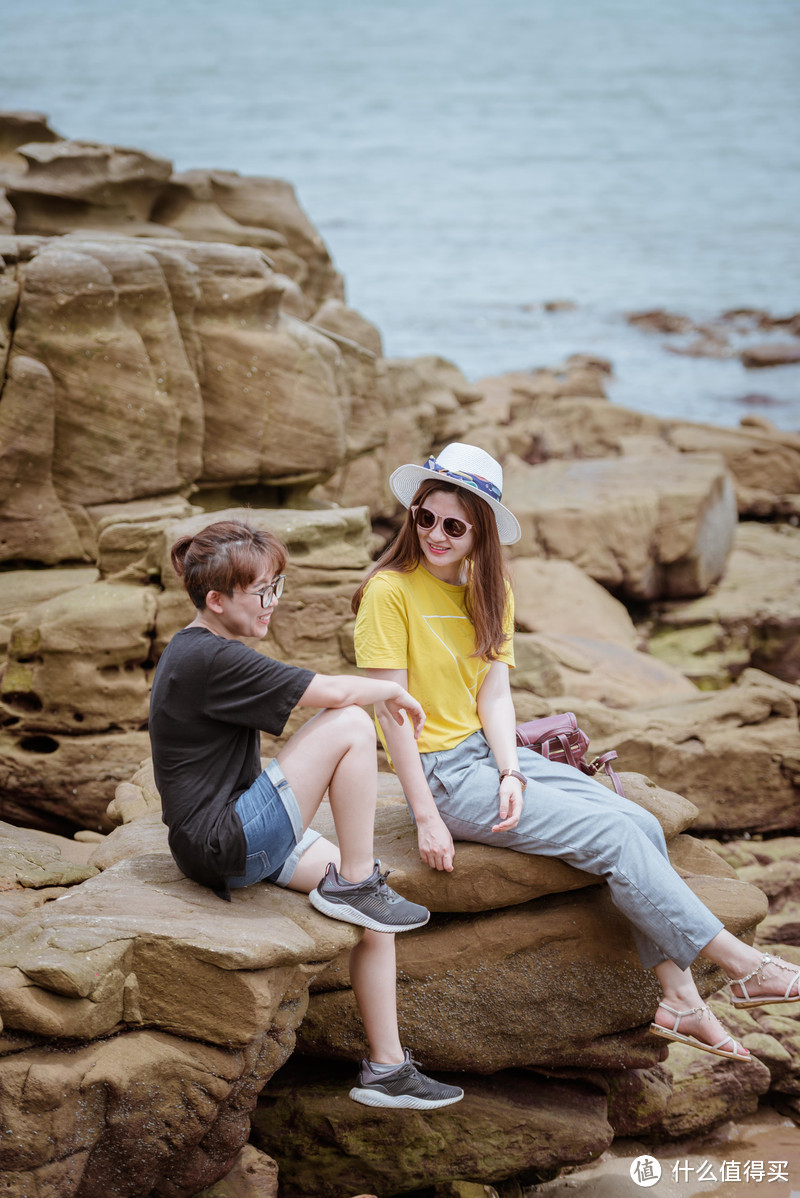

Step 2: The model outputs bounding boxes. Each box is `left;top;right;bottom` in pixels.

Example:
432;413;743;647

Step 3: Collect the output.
199;557;282;641
414;488;475;583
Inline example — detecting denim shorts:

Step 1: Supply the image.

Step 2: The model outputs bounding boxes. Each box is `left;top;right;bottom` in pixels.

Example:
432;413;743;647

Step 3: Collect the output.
226;758;321;889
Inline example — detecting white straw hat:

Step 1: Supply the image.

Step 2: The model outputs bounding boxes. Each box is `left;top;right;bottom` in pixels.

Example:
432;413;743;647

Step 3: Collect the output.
389;442;521;545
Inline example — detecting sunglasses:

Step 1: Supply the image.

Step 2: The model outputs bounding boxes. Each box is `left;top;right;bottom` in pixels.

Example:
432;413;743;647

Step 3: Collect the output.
411;504;473;540
249;575;286;608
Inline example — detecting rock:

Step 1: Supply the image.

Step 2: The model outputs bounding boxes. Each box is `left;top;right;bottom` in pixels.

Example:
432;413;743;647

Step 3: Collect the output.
512;631;697;708
0;727;151;835
627;309;694;335
647;524;800;688
570;675;800;833
317;355;484;517
2;581;158;733
299;872;765;1073
252;1058;613;1198
665;420;800;518
655;1039;772;1140
0;111;61;167
502;452;737;600
153;169;344;313
0;353;86;564
742;343;800;368
0;1022;292;1198
509;558;640;649
6;139;173;237
312;298;383;357
605;1066;671;1136
0;821;360;1197
195;1144;279;1198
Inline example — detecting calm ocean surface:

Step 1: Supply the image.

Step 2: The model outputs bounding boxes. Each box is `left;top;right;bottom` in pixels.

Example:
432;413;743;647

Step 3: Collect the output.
3;0;799;428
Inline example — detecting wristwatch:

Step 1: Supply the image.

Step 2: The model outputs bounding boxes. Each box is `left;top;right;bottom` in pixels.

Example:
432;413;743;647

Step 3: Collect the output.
499;768;527;792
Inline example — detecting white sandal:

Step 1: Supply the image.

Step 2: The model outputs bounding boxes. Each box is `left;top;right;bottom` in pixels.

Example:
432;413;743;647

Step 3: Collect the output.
729;951;800;1009
650;1002;750;1061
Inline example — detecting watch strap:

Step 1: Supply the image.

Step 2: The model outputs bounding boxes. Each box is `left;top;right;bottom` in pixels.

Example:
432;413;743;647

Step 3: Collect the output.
499;768;527;792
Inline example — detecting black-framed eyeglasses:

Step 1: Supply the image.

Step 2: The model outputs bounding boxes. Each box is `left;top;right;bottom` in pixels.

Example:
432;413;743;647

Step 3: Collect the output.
411;504;473;540
248;575;286;608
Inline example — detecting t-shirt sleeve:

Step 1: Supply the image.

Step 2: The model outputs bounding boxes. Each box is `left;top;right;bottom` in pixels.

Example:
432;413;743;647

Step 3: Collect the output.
204;639;314;735
354;573;410;669
499;583;515;667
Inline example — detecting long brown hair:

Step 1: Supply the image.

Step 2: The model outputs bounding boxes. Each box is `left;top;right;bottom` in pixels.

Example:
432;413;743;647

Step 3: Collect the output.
352;480;510;660
171;519;287;610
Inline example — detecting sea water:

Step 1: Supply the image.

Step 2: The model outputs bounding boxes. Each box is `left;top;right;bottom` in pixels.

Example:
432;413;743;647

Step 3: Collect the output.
2;0;799;427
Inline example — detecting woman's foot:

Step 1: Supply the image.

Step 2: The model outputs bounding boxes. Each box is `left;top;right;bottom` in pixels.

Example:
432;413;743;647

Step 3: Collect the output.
728;952;800;1008
651;1000;750;1061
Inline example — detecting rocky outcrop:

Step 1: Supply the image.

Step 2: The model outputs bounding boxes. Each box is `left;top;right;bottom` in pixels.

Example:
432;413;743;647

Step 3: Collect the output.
646;523;800;688
569;673;800;833
1;113;800;1196
502;452;738;600
0;815;359;1198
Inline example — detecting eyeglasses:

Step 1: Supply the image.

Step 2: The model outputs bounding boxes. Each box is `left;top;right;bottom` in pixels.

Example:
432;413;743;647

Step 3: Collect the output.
248;575;286;608
411;504;473;540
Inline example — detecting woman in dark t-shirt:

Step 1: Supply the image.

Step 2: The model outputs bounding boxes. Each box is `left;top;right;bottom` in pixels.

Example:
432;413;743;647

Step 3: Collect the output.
148;518;463;1110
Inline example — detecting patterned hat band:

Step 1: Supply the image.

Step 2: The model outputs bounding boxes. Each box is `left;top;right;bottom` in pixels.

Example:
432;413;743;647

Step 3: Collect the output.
423;457;503;503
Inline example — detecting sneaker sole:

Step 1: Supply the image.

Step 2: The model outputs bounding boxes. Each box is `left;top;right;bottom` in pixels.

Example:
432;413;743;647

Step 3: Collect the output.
349;1085;464;1109
309;889;430;933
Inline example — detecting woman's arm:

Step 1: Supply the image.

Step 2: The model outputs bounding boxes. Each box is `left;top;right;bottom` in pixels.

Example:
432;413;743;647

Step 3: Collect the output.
297;673;425;740
476;661;524;832
364;667;456;872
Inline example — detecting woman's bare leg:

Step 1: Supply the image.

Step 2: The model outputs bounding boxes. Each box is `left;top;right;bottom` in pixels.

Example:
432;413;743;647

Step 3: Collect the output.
284;836;404;1065
277;705;379;883
701;929;800;1001
652;959;749;1055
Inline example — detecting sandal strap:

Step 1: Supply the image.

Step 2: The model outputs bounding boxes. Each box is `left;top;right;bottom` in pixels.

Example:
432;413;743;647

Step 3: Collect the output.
731;952;800;1000
657;1001;708;1032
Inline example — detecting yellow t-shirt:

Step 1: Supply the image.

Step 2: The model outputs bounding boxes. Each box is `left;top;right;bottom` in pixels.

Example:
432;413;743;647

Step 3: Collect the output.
354;565;515;755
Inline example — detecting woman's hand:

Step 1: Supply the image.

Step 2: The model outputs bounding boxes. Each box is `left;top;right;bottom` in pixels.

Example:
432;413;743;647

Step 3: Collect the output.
417;811;455;872
492;775;524;832
383;688;426;740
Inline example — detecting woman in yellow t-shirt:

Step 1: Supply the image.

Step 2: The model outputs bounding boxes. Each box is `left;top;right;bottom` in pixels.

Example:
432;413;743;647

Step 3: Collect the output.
353;442;800;1062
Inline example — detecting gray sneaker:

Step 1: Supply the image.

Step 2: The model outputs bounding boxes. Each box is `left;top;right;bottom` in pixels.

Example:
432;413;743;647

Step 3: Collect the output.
309;861;430;933
350;1050;464;1109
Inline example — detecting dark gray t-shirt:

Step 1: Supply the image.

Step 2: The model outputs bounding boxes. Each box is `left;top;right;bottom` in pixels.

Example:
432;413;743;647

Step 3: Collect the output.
149;626;314;892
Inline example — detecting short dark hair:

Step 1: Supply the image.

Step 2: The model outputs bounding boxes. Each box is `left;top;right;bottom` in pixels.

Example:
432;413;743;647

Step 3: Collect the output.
170;519;287;610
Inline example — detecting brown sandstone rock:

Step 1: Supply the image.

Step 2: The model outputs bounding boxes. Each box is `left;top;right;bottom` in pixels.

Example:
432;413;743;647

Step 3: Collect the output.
2;581;158;733
512;631;697;708
0;353;86;564
195;1144;279;1198
741;343;800;368
0;1021;294;1198
312;298;384;357
665;420;800;517
648;524;800;688
510;558;640;649
655;1038;772;1140
502;452;737;600
252;1058;613;1198
153;169;344;313
604;1065;672;1136
6;139;173;237
0;111;61;167
300;872;764;1073
569;676;800;833
0;728;151;835
0;814;362;1197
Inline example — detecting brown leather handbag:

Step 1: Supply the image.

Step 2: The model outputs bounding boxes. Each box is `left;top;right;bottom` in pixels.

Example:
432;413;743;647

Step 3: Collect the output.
515;712;625;797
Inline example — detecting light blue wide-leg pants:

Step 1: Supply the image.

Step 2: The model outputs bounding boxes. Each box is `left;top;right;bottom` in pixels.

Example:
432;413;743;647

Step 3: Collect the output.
420;730;723;970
